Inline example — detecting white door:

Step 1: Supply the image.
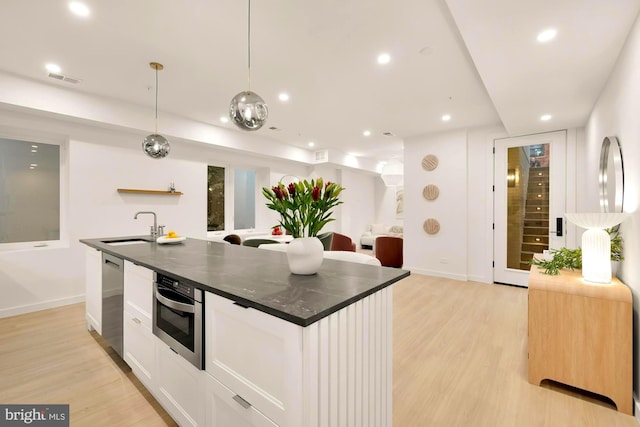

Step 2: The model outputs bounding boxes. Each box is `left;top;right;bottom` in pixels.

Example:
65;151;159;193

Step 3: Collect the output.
494;130;567;287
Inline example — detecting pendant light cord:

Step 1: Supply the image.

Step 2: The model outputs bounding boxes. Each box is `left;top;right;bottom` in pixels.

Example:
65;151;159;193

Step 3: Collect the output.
154;68;159;134
247;0;251;91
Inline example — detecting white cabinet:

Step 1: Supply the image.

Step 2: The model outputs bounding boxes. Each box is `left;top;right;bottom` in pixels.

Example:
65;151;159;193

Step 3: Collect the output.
123;261;155;391
124;310;155;389
205;292;303;427
85;247;102;334
205;288;393;427
84;245;394;427
156;337;205;427
205;373;277;427
123;261;153;327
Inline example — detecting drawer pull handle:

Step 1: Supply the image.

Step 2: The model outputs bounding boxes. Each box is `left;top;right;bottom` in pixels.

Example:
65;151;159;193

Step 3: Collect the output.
233;301;250;309
233;395;252;409
132;317;142;324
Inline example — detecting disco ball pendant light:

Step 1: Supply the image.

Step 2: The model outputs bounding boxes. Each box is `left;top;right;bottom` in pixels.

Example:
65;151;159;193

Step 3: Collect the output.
229;0;268;131
143;62;170;158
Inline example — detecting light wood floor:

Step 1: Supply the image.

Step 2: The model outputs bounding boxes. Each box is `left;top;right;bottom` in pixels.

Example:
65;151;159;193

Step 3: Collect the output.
393;274;637;427
0;274;636;426
0;303;177;426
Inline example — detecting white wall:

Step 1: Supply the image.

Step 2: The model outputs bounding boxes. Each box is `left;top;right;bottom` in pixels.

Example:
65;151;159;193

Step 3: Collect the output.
584;11;640;399
403;124;581;283
374;179;400;228
467;126;507;283
338;169;377;246
70;141;206;240
262;165;381;244
0;108;380;317
404;129;470;280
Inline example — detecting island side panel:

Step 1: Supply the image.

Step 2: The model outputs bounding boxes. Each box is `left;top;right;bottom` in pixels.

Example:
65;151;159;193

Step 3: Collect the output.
303;286;393;427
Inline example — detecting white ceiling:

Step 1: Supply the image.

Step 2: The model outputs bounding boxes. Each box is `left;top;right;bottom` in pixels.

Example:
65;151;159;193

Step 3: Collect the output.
446;0;640;136
0;0;638;163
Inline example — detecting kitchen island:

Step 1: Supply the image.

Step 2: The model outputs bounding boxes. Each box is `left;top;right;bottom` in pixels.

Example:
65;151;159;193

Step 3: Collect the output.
81;236;409;427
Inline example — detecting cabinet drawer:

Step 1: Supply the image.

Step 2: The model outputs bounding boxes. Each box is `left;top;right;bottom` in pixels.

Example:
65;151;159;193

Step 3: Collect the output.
205;373;278;427
156;338;205;427
205;292;302;426
124;260;153;327
123;311;155;391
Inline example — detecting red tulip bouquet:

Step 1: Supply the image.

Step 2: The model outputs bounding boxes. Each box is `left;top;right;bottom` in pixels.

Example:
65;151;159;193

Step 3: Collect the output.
262;178;344;238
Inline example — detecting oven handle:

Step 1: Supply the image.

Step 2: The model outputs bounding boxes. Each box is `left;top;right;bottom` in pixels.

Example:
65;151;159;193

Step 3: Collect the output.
155;288;195;314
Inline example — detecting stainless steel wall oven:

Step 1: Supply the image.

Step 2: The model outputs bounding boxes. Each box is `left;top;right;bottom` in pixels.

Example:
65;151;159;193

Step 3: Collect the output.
153;272;203;370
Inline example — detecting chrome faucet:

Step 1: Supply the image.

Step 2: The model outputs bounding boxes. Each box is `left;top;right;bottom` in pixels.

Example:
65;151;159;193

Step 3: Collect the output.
134;211;158;238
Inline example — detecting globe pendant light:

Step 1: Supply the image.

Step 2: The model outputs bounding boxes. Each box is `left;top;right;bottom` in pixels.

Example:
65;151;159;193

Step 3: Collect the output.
143;62;170;158
229;0;268;131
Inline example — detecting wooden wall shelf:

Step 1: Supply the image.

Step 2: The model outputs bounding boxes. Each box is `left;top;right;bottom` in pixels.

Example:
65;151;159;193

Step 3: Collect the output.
117;189;183;195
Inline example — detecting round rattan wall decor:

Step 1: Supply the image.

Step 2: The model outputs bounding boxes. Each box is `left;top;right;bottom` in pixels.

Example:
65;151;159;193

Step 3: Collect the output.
422;184;439;201
422;154;439;171
423;218;440;235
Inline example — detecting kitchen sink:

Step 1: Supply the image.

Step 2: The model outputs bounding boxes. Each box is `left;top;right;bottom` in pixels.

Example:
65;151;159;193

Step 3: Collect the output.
102;238;153;246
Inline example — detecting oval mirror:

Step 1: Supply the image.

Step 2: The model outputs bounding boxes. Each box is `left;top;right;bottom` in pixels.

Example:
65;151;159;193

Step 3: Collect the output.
599;136;624;213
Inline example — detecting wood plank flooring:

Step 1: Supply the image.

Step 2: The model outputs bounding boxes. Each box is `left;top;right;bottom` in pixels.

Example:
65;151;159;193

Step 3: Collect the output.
393;274;637;426
0;303;177;426
0;274;636;426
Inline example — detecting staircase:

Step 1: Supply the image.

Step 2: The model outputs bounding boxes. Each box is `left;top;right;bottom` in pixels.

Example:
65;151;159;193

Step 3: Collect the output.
519;167;549;270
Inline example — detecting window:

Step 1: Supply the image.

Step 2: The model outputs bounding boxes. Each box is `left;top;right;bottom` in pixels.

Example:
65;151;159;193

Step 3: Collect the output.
0;137;61;245
233;169;255;229
207;166;256;232
207;166;225;231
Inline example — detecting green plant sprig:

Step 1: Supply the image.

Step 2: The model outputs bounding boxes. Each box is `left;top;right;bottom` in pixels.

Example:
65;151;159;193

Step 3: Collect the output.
530;228;624;275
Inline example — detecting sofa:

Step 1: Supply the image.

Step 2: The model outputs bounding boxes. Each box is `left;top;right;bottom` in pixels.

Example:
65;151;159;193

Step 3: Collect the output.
360;224;403;249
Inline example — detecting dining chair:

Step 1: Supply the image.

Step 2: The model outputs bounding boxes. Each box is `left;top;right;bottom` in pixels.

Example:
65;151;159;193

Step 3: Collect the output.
242;238;280;248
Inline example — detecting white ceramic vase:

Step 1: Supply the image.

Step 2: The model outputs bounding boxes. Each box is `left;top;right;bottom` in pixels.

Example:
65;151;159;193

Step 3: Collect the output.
286;237;324;275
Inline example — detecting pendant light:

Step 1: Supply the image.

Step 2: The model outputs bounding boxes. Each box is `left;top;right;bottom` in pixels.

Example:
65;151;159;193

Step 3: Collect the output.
229;0;268;131
143;62;170;158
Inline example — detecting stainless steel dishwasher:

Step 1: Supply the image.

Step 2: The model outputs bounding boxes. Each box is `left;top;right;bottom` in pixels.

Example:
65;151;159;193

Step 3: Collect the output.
102;253;124;357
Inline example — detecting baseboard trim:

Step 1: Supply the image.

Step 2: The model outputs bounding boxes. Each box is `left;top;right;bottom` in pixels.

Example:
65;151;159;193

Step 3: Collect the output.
405;266;468;282
0;294;85;319
634;393;639;423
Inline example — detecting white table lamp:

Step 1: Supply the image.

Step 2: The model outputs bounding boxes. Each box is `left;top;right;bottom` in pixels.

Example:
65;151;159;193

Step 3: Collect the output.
565;213;628;284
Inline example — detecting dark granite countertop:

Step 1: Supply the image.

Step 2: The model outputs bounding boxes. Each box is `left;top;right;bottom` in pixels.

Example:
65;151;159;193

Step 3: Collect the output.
81;236;410;327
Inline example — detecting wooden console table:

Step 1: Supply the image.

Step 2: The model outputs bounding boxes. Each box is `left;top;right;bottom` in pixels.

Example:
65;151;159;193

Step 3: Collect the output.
528;266;632;415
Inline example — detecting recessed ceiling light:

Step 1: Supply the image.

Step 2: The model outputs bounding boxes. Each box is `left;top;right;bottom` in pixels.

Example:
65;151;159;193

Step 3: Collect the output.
537;28;557;43
30;163;38;167
31;145;38;148
45;63;61;73
31;149;37;153
377;53;391;65
363;130;371;137
69;2;90;17
442;114;451;122
308;141;315;147
219;116;229;123
540;114;552;121
278;93;290;102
